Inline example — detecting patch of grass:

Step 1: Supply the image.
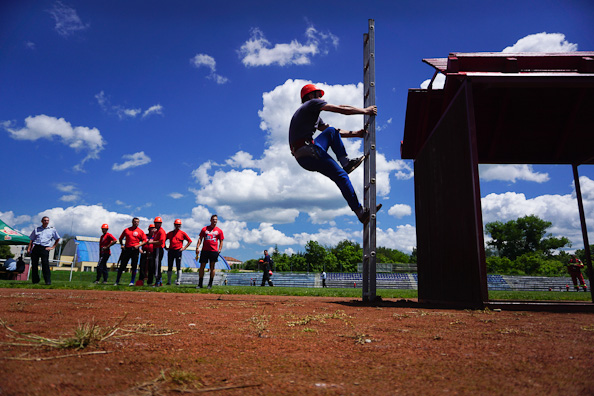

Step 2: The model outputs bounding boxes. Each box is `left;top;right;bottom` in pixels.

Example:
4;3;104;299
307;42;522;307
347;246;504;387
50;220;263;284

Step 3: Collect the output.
0;315;127;349
247;312;270;337
340;332;371;345
167;369;201;386
286;310;351;327
0;270;591;301
0;314;177;350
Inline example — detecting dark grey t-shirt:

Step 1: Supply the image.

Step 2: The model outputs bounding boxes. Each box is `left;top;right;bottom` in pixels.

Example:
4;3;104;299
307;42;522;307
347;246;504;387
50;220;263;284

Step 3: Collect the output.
288;98;327;144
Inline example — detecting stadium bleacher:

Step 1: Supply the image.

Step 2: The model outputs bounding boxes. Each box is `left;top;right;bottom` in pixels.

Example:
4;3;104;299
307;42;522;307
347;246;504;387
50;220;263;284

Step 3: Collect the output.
179;271;590;292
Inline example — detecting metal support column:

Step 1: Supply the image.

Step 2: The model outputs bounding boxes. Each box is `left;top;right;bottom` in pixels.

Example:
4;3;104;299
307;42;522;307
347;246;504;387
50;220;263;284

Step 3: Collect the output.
572;164;594;302
362;19;377;302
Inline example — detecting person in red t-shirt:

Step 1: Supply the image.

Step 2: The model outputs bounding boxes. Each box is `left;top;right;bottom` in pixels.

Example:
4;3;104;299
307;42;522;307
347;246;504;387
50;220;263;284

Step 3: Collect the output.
115;217;147;286
138;224;155;285
95;224;117;284
195;214;224;289
145;216;167;286
567;255;587;292
165;219;192;285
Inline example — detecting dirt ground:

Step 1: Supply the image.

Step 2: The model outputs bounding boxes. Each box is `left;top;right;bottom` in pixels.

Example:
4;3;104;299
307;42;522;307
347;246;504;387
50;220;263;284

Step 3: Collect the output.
0;288;593;396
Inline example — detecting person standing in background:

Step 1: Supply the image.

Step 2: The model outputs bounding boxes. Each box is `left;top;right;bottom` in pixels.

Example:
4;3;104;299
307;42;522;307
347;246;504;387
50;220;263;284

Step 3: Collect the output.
27;216;60;285
147;216;167;287
95;224;117;284
116;217;147;286
195;215;224;289
165;219;192;285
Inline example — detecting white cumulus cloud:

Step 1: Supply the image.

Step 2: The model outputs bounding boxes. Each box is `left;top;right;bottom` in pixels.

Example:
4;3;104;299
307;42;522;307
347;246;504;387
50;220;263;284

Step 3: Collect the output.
95;91;163;119
388;204;412;219
189;79;413;225
502;32;578;53
56;183;82;203
420;32;578;90
481;176;594;249
48;1;89;37
239;26;338;67
112;151;151;171
3;114;104;171
190;54;229;84
479;164;550;183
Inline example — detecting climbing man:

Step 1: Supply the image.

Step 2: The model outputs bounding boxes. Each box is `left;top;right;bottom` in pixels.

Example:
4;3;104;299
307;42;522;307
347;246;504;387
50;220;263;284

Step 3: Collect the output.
289;83;380;223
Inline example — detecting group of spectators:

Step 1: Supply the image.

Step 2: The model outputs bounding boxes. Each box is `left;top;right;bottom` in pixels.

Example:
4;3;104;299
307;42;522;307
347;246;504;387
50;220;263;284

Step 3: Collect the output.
25;214;224;289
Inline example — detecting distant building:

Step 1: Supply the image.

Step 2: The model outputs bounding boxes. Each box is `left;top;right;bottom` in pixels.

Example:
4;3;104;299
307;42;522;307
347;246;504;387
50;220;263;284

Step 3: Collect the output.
223;256;242;269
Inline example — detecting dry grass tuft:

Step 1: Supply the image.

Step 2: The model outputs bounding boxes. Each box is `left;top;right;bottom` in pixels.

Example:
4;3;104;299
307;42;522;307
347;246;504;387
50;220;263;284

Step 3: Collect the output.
0;314;178;352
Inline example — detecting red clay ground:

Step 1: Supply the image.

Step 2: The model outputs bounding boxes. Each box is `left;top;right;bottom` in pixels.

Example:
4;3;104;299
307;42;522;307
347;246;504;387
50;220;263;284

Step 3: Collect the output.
0;288;593;396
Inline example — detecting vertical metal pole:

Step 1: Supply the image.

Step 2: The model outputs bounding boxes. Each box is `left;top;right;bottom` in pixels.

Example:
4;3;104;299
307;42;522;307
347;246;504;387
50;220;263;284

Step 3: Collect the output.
363;19;377;302
572;164;594;302
70;241;79;282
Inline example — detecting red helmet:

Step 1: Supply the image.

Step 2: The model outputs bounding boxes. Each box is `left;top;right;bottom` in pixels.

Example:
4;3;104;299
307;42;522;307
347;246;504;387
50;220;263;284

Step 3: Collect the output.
149;224;155;229
300;84;324;102
154;216;163;223
174;219;182;225
101;224;109;229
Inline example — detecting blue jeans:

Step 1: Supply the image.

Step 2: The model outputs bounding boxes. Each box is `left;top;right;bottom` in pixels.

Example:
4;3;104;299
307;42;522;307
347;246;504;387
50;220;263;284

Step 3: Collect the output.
296;127;361;212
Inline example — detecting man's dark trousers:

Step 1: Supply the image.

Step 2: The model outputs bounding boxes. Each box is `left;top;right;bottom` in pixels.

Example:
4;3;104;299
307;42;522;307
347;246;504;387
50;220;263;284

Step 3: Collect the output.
31;244;51;285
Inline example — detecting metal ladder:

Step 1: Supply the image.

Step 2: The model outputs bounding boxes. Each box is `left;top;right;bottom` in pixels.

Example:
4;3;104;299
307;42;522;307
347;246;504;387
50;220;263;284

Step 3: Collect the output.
362;19;377;302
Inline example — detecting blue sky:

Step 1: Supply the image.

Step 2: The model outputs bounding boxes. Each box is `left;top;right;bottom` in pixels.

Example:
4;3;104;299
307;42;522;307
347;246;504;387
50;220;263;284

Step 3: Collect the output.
1;0;593;261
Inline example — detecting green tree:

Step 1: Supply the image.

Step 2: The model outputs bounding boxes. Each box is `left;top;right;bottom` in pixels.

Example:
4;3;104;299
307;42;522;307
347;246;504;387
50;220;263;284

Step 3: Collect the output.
331;240;362;272
538;259;567;277
304;241;325;272
290;254;307;272
575;245;594;263
376;247;410;264
0;245;15;259
486;256;513;274
271;252;291;272
514;253;545;275
485;215;570;260
242;259;260;271
409;247;417;264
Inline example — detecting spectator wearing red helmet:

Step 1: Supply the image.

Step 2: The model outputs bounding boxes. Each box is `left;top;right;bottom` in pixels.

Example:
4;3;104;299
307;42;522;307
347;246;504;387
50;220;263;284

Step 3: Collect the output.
144;216;167;286
289;83;380;223
116;217;147;286
165;219;193;285
139;224;156;285
95;224;117;284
